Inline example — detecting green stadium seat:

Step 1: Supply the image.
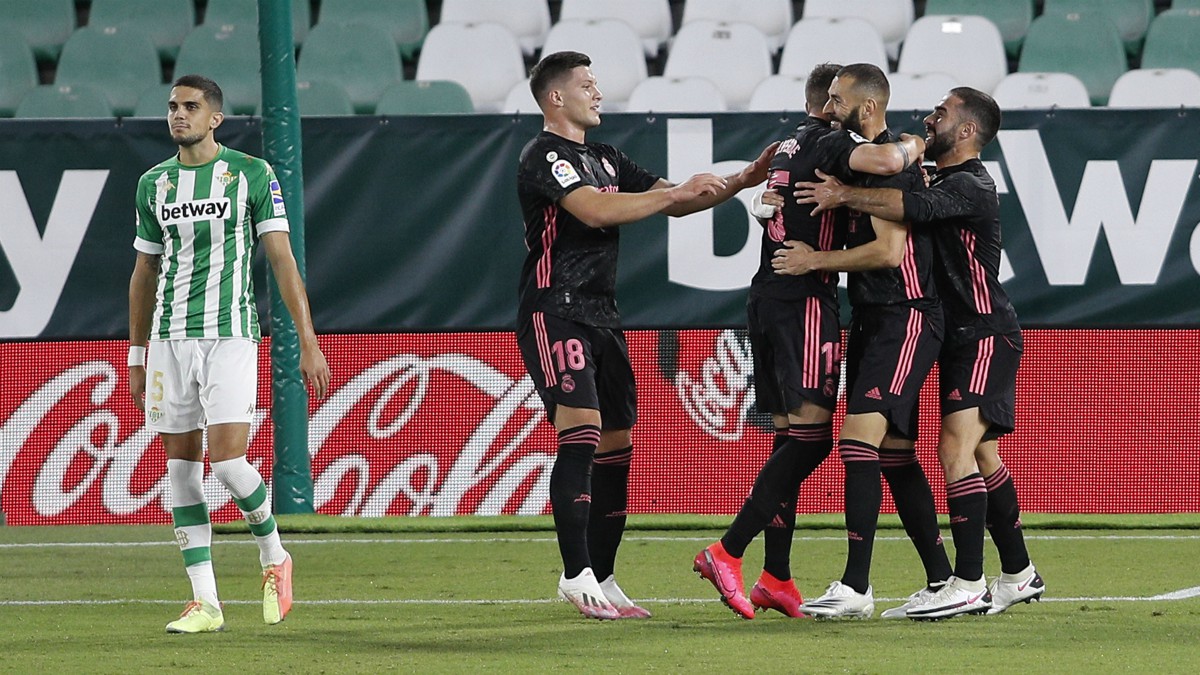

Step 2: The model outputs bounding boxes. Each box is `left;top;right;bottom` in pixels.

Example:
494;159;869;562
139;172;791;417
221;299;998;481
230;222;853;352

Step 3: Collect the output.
922;0;1033;58
132;83;173;118
1141;10;1200;78
296;79;354;116
0;27;39;117
375;80;474;115
316;0;429;60
202;0;312;46
1043;0;1153;57
0;0;76;61
1173;0;1200;8
297;22;402;113
174;25;262;115
88;0;195;62
1019;13;1127;105
55;27;163;117
16;84;113;118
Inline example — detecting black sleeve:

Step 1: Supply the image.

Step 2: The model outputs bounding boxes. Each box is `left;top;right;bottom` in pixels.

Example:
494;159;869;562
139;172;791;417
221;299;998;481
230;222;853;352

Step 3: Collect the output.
517;140;590;203
609;145;660;193
901;173;985;223
812;130;868;183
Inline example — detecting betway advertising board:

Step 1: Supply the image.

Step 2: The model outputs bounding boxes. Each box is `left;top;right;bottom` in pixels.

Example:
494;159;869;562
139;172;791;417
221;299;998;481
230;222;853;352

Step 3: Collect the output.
1;111;1198;339
2;330;1197;525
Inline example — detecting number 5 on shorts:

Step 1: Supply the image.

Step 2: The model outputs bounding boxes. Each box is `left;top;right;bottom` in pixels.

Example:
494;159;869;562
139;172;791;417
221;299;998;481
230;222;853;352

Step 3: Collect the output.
150;370;165;403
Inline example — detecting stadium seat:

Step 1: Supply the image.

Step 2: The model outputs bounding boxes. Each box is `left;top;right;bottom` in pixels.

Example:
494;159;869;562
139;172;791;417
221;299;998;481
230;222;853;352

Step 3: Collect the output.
1019;13;1128;106
747;75;809;112
1174;0;1200;7
132;83;172;117
54;27;162;117
502;79;539;114
88;0;195;62
201;0;314;46
0;0;75;61
0;27;38;117
1043;0;1153;57
541;20;646;110
681;0;794;53
295;79;354;116
297;22;402;114
922;0;1034;58
15;84;113;118
558;0;673;57
1141;10;1200;78
625;76;728;113
438;0;551;56
888;71;959;111
899;15;1008;94
991;72;1091;109
663;21;772;111
315;0;428;59
802;0;915;59
415;23;525;113
1107;68;1200;108
778;18;888;78
174;25;262;116
376;80;475;115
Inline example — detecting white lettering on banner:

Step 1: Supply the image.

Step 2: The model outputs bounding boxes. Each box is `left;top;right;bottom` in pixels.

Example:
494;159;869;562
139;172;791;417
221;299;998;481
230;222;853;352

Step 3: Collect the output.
675;330;756;441
1192;220;1200;275
999;130;1196;285
981;161;1015;283
0;170;109;338
307;353;553;516
666;118;762;290
0;360;265;517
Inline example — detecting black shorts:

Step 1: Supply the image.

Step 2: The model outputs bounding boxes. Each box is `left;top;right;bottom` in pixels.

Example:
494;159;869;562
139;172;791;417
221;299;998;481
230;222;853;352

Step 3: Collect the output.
516;311;636;430
940;331;1022;440
844;305;943;440
747;294;841;415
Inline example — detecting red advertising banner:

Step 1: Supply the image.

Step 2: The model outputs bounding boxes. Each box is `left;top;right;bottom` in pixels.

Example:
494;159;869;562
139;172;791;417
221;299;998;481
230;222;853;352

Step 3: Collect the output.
1;330;1197;525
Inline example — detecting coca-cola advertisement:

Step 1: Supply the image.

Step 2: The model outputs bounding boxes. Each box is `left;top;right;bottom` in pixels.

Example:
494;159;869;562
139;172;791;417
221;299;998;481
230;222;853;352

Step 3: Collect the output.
1;329;1197;526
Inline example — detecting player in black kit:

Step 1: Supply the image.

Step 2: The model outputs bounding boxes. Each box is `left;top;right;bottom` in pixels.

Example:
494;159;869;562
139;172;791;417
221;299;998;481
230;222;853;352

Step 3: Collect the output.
793;87;1043;619
771;64;952;619
515;51;778;620
692;63;927;620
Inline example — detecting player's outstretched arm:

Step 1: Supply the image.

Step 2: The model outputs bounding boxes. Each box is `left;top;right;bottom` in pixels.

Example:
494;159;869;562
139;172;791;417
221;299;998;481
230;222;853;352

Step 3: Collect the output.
772;216;908;275
260;232;331;399
795;169;907;219
660;141;780;217
847;133;925;176
559;172;727;228
128;252;160;411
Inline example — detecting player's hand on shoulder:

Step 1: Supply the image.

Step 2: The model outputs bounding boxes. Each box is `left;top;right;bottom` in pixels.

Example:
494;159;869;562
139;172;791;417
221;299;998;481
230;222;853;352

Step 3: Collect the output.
793;169;845;215
741;141;781;185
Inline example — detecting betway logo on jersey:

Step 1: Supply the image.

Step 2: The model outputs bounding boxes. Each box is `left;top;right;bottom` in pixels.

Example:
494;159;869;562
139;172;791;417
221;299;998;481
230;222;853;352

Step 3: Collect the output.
157;197;231;224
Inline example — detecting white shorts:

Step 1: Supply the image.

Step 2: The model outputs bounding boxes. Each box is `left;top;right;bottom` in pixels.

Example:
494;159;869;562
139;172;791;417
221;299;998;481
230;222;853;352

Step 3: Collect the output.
145;338;258;433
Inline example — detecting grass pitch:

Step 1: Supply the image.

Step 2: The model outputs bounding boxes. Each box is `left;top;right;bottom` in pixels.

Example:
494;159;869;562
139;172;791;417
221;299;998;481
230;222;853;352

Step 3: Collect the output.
2;516;1198;673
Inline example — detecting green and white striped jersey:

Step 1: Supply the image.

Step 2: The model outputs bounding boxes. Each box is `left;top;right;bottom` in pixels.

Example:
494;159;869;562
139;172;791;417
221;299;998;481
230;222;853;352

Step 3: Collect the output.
134;144;289;341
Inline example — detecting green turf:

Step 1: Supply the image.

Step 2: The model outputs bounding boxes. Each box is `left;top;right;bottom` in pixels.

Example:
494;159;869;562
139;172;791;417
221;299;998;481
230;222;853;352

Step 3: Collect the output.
2;524;1198;672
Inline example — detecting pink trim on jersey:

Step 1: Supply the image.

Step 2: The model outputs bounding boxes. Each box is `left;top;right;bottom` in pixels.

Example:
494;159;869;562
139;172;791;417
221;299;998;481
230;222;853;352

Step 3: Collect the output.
536;205;558;289
970;335;994;395
803;297;821;389
960;229;993;314
946;475;988;498
890;307;923;395
533;312;557;388
900;231;923;300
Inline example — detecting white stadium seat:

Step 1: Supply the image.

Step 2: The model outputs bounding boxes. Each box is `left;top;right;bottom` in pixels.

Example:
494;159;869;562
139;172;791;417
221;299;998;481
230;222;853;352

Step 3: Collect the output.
778;18;888;78
748;75;809;112
1107;68;1200;108
802;0;915;59
558;0;672;57
991;72;1092;109
625;76;728;113
681;0;794;53
415;23;526;113
438;0;550;56
502;78;538;114
663;21;772;110
888;71;959;111
541;19;647;110
899;15;1009;94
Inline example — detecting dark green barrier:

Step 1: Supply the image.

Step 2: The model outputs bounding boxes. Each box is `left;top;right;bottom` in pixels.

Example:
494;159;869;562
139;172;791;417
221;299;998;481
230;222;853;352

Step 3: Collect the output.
1;111;1197;339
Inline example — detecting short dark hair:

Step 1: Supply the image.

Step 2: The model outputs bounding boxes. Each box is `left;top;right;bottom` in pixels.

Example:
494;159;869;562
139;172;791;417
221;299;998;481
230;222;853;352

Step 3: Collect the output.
949;86;1001;148
836;63;890;107
805;63;841;109
172;74;223;111
529;51;591;104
